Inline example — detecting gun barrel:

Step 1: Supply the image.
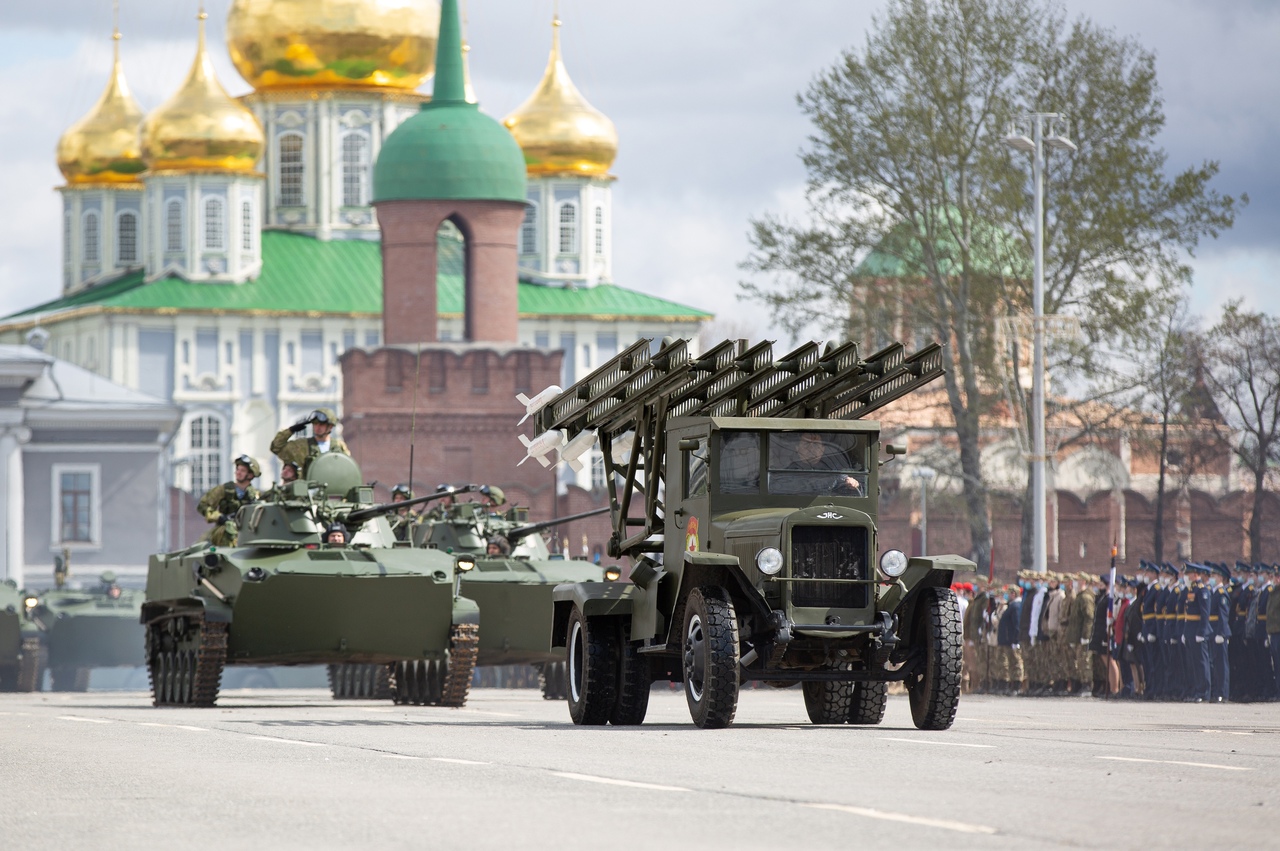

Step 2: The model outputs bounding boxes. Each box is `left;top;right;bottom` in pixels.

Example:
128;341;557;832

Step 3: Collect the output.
505;505;610;544
344;485;477;526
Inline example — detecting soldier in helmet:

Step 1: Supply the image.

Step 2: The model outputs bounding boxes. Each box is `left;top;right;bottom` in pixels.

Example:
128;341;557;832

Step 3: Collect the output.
389;484;418;542
479;484;506;509
323;522;349;547
486;537;510;558
270;407;350;477
196;454;260;546
99;570;122;600
262;460;301;500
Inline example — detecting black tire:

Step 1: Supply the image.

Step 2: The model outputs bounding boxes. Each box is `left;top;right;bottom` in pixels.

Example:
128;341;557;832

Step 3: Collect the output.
16;638;44;693
802;670;854;724
907;587;962;730
848;680;888;725
682;587;740;729
610;620;651;726
566;607;618;725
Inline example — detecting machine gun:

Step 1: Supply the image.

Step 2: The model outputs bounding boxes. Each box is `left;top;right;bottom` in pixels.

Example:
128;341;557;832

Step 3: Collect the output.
504;506;611;547
344;484;478;527
522;335;975;732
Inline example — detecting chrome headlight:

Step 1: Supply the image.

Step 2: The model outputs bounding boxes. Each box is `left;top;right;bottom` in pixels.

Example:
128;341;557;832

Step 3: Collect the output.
756;547;784;576
879;549;908;578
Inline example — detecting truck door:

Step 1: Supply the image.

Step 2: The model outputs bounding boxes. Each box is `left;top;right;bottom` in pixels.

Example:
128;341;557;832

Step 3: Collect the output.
671;430;711;562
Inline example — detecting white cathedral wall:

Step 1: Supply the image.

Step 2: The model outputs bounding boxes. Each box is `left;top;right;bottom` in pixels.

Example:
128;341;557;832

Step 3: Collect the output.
519;175;614;285
143;173;264;284
60;185;146;293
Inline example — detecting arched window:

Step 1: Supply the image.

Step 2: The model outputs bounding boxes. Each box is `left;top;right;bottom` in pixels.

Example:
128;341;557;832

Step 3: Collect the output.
520;204;538;255
83;211;99;262
241;201;253;251
203;198;224;250
165;200;184;253
594;206;604;255
278;133;304;207
558;202;577;254
189;414;224;494
117;212;138;264
341;133;370;207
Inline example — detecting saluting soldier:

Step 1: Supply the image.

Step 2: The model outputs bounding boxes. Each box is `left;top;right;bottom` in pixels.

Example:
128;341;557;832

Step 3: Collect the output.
195;454;260;546
270;407;350;477
1209;563;1233;703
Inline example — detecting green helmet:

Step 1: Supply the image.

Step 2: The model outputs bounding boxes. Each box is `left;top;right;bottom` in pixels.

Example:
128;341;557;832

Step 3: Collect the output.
234;454;262;478
480;485;506;506
99;570;117;584
311;408;338;426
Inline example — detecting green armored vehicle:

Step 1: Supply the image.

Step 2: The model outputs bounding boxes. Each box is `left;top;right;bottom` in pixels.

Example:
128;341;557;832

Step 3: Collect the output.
413;498;615;700
533;337;975;729
0;580;40;692
143;453;480;707
27;571;145;691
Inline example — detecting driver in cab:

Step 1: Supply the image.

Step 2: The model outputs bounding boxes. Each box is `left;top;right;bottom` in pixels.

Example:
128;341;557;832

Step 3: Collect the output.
777;432;865;495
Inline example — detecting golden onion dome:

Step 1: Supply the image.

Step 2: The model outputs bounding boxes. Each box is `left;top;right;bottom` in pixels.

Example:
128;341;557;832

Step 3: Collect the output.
503;18;618;178
142;12;264;173
56;31;146;185
227;0;439;92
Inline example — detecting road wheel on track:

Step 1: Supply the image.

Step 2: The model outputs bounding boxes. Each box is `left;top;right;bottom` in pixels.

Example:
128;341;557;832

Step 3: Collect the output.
566;607;618;725
682;586;740;729
51;665;91;692
848;680;888;725
906;587;962;731
147;615;226;708
16;638;44;692
802;668;854;724
611;620;650;726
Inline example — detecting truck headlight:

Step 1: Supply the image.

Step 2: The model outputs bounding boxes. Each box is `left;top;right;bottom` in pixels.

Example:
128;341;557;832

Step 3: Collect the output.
756;547;784;576
879;549;908;578
23;596;38;609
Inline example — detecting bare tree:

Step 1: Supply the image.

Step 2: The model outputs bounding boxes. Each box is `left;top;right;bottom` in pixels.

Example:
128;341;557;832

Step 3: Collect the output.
1202;303;1280;561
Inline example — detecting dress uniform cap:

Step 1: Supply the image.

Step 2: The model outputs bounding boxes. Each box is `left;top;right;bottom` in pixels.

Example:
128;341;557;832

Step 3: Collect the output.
1211;563;1231;581
1162;564;1179;577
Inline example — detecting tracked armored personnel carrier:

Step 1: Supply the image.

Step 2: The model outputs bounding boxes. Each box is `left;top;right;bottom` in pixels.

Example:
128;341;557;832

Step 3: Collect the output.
0;580;39;692
413;500;616;700
26;572;145;691
143;454;480;708
530;337;975;729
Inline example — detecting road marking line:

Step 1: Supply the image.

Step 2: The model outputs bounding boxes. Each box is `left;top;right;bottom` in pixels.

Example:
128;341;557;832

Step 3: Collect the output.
136;722;206;731
380;754;422;760
1200;729;1253;736
57;715;111;724
1096;756;1251;771
463;709;522;718
551;772;690;792
246;735;325;747
804;803;997;835
878;737;994;749
430;757;490;765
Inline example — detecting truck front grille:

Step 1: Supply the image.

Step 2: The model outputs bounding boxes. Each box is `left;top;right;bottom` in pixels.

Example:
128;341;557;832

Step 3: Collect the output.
790;526;869;609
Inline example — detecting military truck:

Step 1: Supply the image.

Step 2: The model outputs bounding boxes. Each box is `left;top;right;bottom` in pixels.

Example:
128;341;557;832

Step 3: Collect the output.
412;499;617;699
142;453;480;708
530;337;975;729
25;572;145;691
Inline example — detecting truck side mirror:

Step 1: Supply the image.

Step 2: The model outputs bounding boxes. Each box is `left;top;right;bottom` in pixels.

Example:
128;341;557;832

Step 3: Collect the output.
881;444;906;466
678;438;701;451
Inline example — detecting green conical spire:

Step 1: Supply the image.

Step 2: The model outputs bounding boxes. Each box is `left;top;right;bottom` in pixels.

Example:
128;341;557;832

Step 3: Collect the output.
428;0;467;108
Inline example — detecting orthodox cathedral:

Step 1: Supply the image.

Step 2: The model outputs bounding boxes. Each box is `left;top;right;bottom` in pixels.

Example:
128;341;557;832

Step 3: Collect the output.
0;0;709;498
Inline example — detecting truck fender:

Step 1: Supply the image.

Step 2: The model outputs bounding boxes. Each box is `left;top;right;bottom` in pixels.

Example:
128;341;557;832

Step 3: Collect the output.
550;582;636;648
886;554;977;644
664;552;773;646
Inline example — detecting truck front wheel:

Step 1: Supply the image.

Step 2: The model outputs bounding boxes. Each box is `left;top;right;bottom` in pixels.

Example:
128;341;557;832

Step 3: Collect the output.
906;587;962;730
567;607;618;725
682;587;740;729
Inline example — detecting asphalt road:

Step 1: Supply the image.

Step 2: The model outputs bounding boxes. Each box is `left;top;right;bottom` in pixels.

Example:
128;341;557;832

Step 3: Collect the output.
1;687;1277;850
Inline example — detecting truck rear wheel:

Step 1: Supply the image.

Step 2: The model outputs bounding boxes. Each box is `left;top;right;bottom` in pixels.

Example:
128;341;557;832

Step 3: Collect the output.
567;607;618;725
907;587;962;730
682;587;739;729
610;620;650;726
802;670;853;724
848;680;888;725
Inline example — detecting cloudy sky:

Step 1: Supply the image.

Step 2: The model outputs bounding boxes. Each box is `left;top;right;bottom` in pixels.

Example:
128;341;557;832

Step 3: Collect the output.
0;0;1275;339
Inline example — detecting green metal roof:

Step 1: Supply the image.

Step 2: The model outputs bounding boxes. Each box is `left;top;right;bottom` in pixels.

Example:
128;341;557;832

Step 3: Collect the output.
4;231;710;324
858;212;1026;279
372;0;527;204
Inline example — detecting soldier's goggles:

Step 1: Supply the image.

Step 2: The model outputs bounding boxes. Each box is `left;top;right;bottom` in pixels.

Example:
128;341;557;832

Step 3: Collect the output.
235;455;254;467
311;411;330;424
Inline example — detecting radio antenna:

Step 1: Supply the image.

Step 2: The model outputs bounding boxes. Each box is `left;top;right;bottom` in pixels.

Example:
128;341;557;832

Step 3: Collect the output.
408;344;422;496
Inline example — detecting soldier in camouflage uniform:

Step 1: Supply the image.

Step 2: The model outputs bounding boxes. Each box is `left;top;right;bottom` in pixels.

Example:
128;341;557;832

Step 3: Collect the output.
270;407;350;477
195;454;260;546
1065;572;1096;694
388;484;419;542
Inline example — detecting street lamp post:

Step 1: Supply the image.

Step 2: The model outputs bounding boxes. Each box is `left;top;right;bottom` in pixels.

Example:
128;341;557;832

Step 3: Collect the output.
912;466;937;556
1003;114;1075;574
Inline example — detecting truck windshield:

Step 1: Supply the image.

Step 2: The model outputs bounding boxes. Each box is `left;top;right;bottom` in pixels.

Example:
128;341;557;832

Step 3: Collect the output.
767;432;868;496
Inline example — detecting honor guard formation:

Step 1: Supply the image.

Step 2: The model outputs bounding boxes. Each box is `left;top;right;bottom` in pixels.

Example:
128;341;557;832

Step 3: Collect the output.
958;561;1280;702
